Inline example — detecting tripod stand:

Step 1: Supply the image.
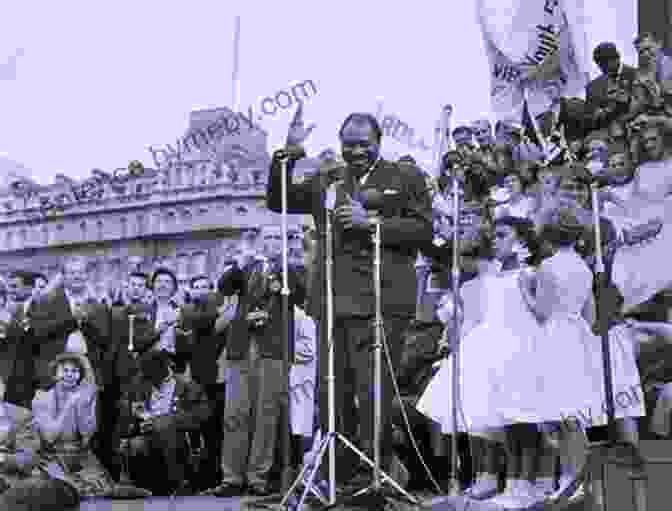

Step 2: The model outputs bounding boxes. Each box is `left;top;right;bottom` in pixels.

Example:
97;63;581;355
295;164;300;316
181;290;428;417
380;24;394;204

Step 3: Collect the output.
280;196;418;510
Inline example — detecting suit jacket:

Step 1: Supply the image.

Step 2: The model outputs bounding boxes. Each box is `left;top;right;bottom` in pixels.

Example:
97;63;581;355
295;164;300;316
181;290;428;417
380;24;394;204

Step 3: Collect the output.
29;287;111;389
585;65;638;132
1;304;33;407
179;292;226;385
218;259;301;361
109;301;159;391
267;152;433;320
116;376;211;437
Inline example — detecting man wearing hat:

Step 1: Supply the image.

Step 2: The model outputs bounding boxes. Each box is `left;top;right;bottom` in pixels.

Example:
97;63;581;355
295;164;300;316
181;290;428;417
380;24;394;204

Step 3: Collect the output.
586;42;637;133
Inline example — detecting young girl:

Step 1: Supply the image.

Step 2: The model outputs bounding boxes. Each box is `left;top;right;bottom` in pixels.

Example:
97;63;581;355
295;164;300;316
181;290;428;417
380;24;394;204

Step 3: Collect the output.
416;215;547;505
516;207;645;502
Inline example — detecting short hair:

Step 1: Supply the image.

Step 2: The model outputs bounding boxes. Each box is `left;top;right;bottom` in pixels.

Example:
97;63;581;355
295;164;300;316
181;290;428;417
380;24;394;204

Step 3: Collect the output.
338;113;382;142
190;274;212;288
128;271;149;286
151;267;178;292
593;42;620;63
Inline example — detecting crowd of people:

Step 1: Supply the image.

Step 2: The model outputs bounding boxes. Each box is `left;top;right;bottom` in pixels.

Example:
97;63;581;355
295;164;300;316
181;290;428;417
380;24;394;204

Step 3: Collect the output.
1;31;672;509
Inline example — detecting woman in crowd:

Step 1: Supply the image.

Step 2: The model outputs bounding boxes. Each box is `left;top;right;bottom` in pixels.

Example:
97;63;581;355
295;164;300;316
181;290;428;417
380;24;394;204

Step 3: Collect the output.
417;214;548;506
31;352;115;498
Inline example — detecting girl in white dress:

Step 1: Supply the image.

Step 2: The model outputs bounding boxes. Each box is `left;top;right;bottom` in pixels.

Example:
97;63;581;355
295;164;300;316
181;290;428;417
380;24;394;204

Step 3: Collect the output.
416;215;547;504
516;207;645;501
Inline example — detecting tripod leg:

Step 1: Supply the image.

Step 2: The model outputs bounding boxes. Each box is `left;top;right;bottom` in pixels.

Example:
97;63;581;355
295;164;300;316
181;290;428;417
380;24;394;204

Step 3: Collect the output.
295;433;333;510
335;433;419;503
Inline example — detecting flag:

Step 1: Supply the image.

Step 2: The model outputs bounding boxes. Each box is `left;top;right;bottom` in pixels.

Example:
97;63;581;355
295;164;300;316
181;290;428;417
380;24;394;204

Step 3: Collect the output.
477;0;590;124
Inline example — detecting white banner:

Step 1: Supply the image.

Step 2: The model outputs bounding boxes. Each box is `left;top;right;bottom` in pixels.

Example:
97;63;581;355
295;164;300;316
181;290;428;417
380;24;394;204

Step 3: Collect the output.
477;0;590;122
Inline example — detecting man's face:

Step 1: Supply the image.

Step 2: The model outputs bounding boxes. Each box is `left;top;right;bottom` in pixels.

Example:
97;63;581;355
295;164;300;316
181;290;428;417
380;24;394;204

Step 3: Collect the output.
637;38;660;67
64;261;87;294
6;276;32;302
127;276;147;301
340;121;380;176
641;127;665;161
153;274;176;300
57;361;81;389
493;224;517;260
190;278;210;302
261;228;283;258
608;153;632;179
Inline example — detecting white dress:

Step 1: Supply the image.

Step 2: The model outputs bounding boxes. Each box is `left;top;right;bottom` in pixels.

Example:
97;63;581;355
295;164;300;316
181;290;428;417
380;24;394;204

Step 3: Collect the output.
505;248;645;427
416;260;543;435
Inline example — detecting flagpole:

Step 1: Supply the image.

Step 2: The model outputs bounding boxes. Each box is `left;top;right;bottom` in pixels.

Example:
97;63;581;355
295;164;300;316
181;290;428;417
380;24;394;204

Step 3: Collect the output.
232;15;241;113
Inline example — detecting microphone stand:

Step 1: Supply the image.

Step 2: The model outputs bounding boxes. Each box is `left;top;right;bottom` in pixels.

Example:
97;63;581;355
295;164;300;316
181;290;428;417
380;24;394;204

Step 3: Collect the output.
449;164;462;496
280;156;293;494
119;314;136;486
280;181;417;511
580;182;649;511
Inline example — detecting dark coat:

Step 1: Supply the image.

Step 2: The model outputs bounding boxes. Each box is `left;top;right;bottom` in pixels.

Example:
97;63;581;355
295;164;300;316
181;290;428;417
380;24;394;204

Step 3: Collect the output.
109;301;159;392
116;376;212;437
1;305;34;407
266;152;433;321
179;292;227;385
28;288;111;390
218;259;301;361
585;65;638;132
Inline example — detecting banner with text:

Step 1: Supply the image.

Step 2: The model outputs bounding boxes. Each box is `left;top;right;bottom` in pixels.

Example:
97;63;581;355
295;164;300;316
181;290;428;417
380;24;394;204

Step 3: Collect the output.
477;0;590;122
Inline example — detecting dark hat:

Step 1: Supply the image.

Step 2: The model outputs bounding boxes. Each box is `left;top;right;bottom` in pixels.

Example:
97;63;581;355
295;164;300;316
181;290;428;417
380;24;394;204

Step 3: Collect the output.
593;42;620;62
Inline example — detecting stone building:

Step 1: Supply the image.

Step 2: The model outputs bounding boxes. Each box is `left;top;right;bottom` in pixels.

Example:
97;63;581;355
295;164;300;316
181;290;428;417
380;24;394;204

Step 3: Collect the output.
0;107;311;295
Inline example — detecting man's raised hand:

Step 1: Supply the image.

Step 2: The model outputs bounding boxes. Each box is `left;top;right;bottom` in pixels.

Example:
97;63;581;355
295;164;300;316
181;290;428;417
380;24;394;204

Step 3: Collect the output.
286;102;316;147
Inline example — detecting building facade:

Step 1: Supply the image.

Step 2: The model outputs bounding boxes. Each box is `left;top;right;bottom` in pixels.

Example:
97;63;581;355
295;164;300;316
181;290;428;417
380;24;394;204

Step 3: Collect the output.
0;107;310;294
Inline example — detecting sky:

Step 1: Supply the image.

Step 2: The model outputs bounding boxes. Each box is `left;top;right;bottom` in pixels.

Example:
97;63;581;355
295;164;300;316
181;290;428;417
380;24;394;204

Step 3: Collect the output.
0;0;638;184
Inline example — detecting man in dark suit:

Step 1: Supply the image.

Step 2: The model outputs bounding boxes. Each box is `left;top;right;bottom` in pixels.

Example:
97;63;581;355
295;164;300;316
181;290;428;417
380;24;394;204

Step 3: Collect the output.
2;270;38;407
585;42;637;133
29;257;111;389
179;274;226;488
266;105;433;485
107;271;160;480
